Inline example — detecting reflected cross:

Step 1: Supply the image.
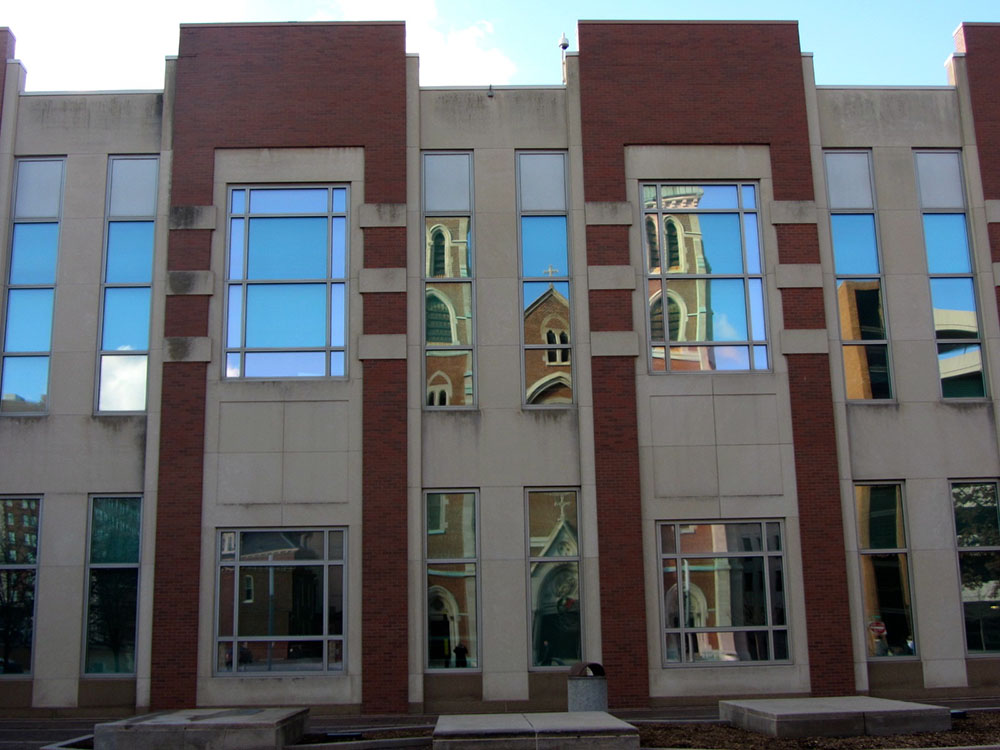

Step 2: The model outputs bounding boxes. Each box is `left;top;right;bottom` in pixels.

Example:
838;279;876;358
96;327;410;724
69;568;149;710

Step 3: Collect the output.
543;264;560;277
554;493;571;521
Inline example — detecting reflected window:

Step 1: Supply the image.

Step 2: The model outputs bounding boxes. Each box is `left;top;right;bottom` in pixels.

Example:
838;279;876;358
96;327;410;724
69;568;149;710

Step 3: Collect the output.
2;160;64;413
225;186;348;378
916;152;984;398
826;152;891;399
85;497;141;674
0;497;39;674
658;520;787;664
642;183;766;372
855;486;915;658
216;528;346;674
426;492;478;669
520;153;573;403
952;483;1000;653
424;154;474;407
98;157;158;411
528;490;581;668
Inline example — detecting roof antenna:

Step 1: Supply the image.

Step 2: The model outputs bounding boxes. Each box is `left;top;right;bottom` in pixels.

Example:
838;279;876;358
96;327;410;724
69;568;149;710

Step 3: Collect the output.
559;32;570;83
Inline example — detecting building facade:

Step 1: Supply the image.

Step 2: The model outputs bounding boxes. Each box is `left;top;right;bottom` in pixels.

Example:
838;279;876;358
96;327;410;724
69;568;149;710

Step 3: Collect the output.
1;19;999;714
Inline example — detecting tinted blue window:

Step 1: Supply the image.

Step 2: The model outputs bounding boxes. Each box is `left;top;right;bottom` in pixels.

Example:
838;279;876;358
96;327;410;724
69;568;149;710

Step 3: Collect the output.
330;284;346;348
831;214;880;275
521;216;568;277
924;214;971;274
9;224;59;285
245;284;326;348
250;189;328;214
105;222;154;283
698;214;743;274
102;288;151;350
5;289;54;351
332;217;347;277
696;185;739;209
0;356;49;405
248;217;327;280
245;351;325;378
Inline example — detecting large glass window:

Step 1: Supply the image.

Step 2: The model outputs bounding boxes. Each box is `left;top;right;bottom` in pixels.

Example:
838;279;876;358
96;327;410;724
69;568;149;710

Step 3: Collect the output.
658;520;787;664
426;492;478;669
826;152;892;399
225;187;348;378
519;153;572;405
528;490;580;668
216;528;346;673
98;157;158;411
0;497;39;674
2;160;64;413
952;482;1000;652
85;496;141;674
424;154;474;407
642;184;767;372
855;485;915;657
916;152;984;398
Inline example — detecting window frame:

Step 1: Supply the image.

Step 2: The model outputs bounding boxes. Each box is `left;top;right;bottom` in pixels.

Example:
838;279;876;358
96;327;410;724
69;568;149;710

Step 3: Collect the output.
223;185;350;380
2;158;66;415
641;182;768;373
213;527;348;676
82;495;142;676
656;519;788;666
424;490;481;671
0;496;41;677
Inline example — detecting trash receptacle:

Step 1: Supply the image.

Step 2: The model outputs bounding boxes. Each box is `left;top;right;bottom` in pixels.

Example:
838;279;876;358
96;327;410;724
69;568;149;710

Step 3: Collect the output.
567;662;607;711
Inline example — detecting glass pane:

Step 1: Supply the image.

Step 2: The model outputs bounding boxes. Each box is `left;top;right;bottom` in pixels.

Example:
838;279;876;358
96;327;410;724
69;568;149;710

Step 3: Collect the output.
231;190;246;214
749;279;765;341
645;215;661;274
427;563;478;668
0;356;49;412
245;352;325;378
216;641;234;673
744;215;761;274
0;499;39;564
225;353;241;378
952;483;1000;547
530;561;580;667
768;557;785;625
426;350;473;406
426;283;473;346
426;493;476;560
642;185;657;209
246;284;325;347
106;222;154;283
683;557;766;626
664;631;682;663
519;153;566;211
330;351;345;377
825;152;873;210
659;525;676;555
240;530;324;561
227;287;243;348
102;288;151;350
90;497;141;564
663;561;679;628
958;551;1000;652
521;216;568;278
680;523;763;553
238;565;323;636
328;640;344;670
856;485;904;549
843;345;891;400
916;152;964;209
525;362;573;405
330;284;346;348
741;185;757;210
766;523;782;552
235;640;324;672
753;346;769;370
85;568;138;673
670;346;750;372
859;554;915;657
831;214;879;274
5;289;53;352
328;565;344;636
332;189;347;213
109;158;158;217
686;631;771;662
924;214;971;274
329;531;345;560
14;160;63;218
930;278;979;338
331;217;347;277
773;630;789;660
691;185;738;209
938;343;985;398
248;217;327;280
425;218;471;278
249;189;328;214
229;218;245;279
528;491;578;557
218;567;234;636
690;214;743;274
668;279;747;342
424;153;471;212
0;570;35;673
10;223;59;284
837;279;885;340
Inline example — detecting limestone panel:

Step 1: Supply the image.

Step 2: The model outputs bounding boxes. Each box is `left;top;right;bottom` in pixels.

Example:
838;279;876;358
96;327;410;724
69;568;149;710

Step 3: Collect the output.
217;453;282;504
218;402;283;453
714;394;779;445
717;444;783;496
652;446;719;498
283;401;349;453
282;452;349;504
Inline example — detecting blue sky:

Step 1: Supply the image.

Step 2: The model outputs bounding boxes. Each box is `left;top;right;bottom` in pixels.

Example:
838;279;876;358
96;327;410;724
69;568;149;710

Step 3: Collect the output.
3;1;1000;91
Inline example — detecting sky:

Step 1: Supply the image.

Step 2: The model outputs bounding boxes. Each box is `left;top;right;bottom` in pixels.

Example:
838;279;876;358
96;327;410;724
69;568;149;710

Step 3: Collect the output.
3;0;1000;92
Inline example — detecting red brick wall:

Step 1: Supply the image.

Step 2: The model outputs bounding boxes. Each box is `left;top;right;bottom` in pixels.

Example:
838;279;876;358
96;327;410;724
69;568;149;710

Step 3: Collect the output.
153;22;408;711
579;21;854;700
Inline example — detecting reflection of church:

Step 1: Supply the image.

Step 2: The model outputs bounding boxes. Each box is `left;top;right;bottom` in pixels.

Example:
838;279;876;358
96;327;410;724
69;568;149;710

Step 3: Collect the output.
528;493;580;666
523;286;572;404
425;217;473;406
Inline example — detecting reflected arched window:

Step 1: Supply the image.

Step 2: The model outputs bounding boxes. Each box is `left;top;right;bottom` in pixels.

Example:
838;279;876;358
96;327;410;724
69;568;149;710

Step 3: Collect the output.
546;330;558;363
666;220;680;271
650;298;664;342
668;297;681;341
559;332;570;363
426;293;452;344
431;230;446;277
646;215;660;272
